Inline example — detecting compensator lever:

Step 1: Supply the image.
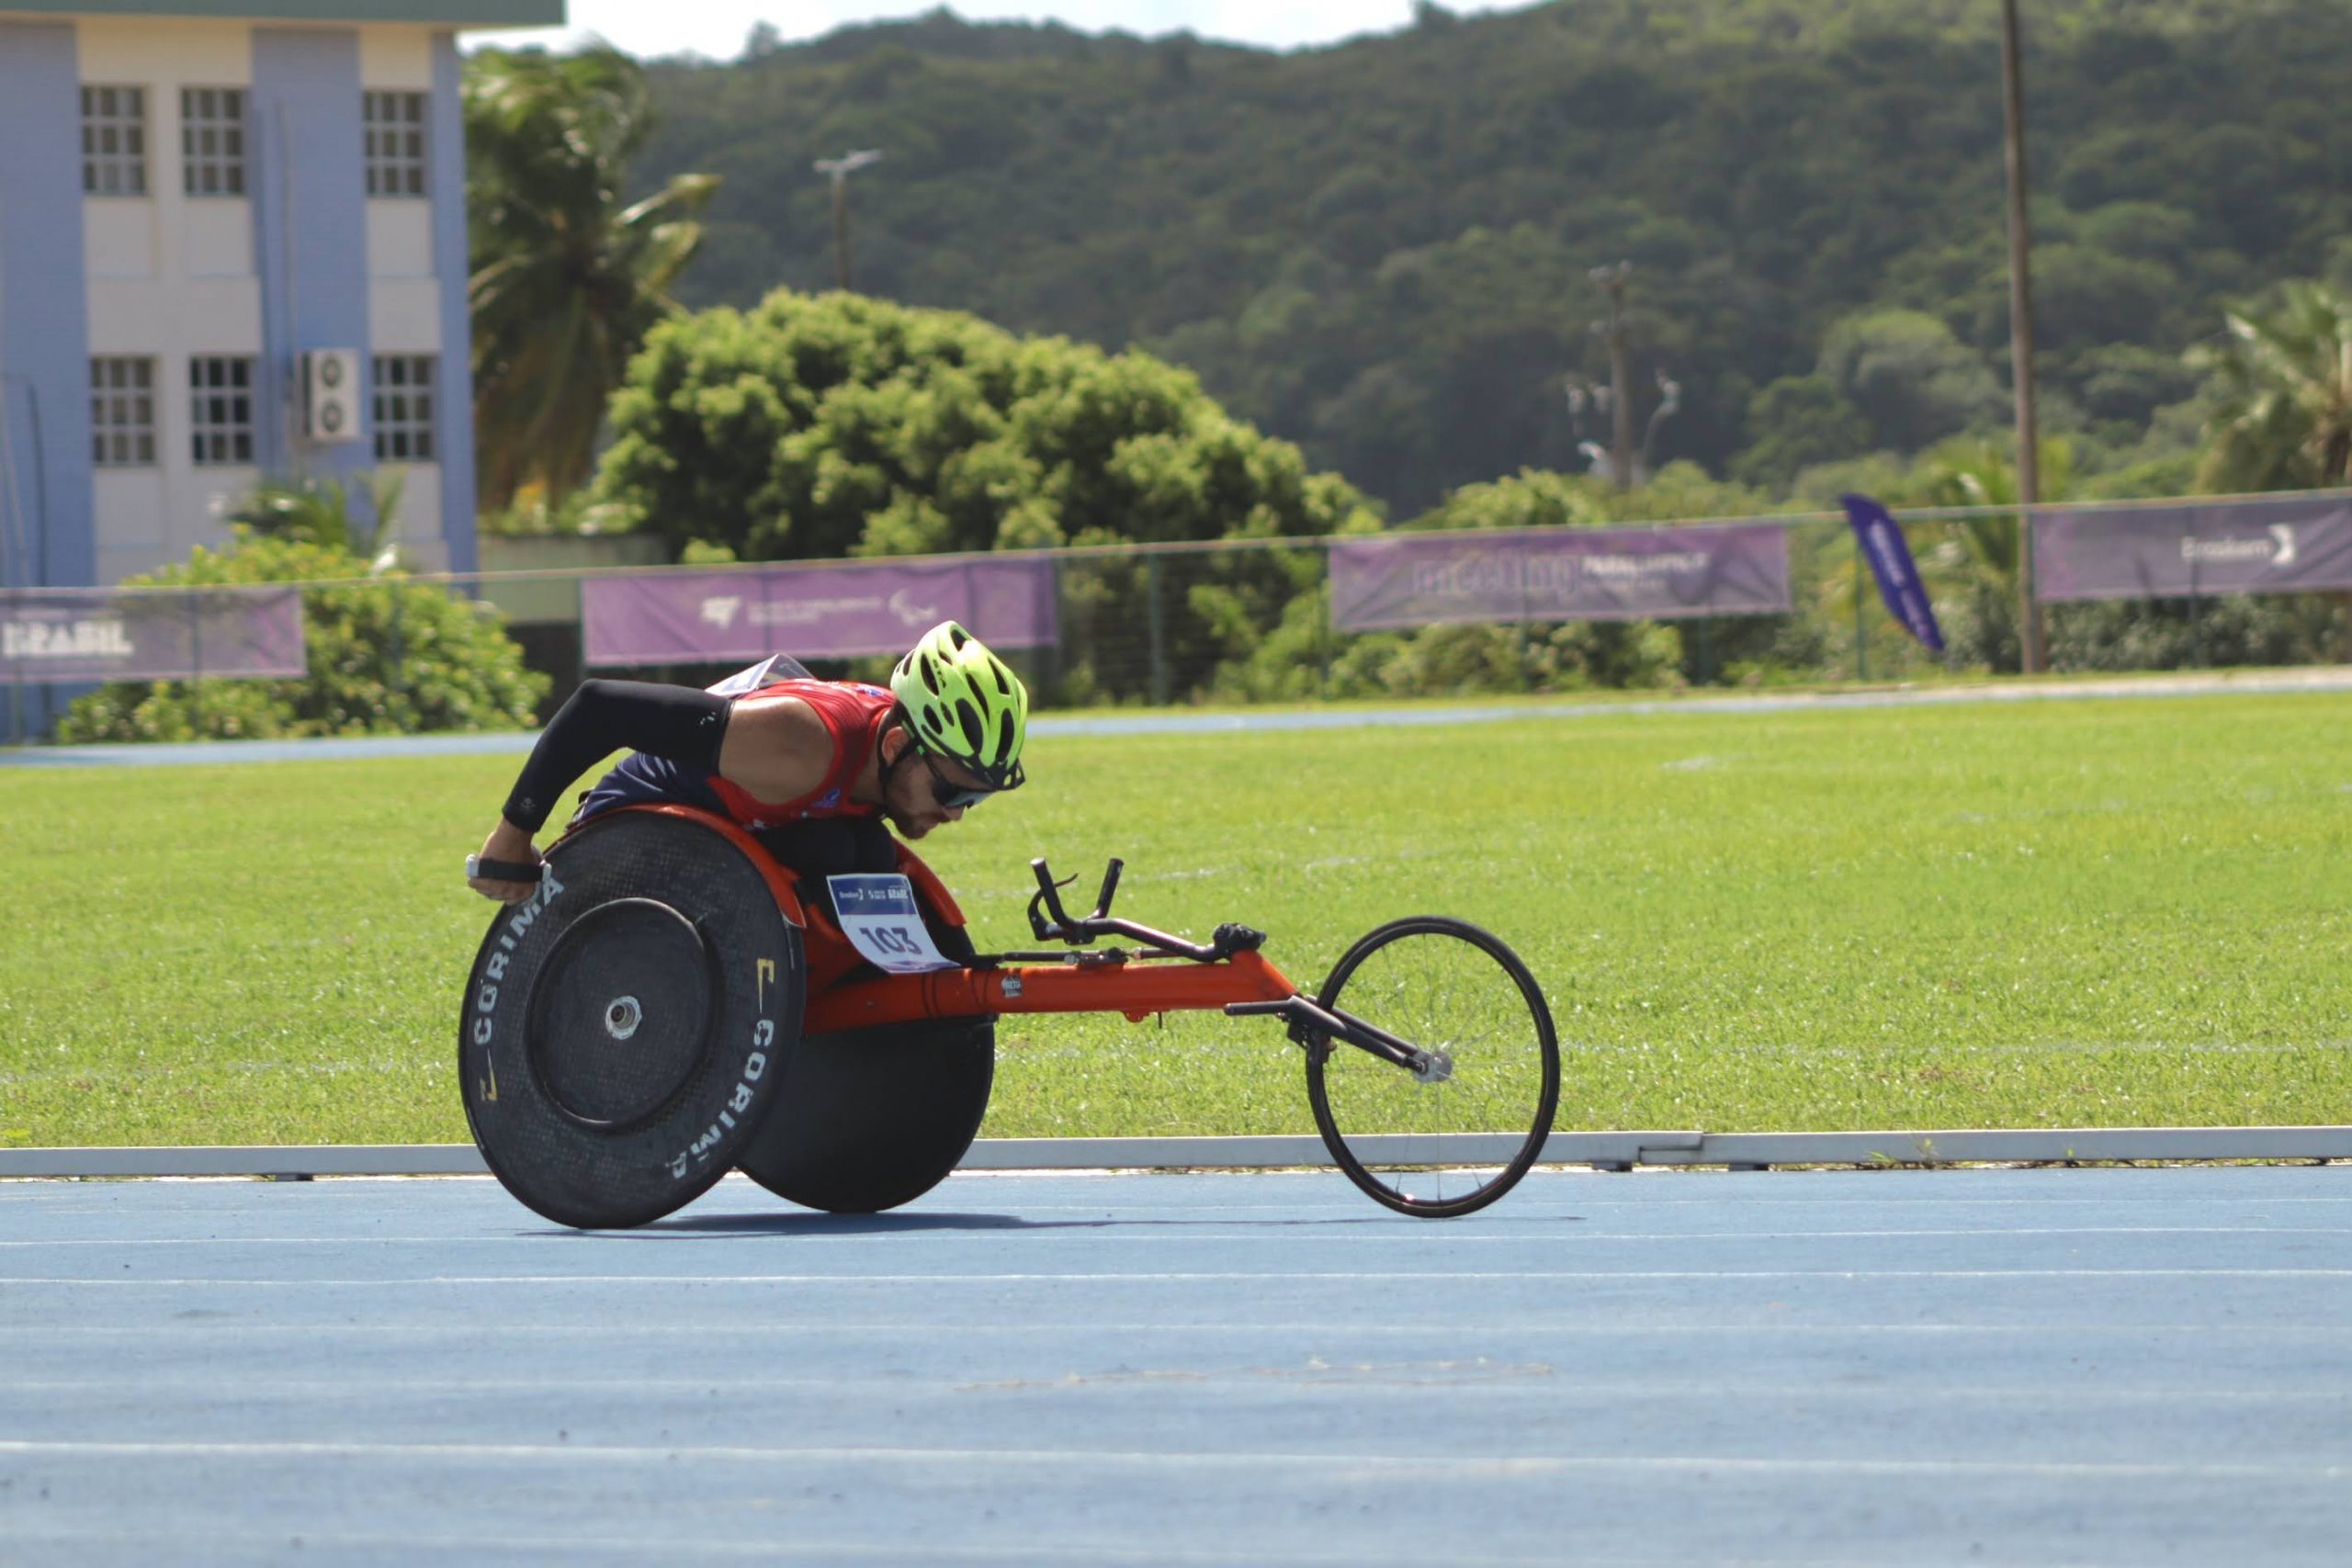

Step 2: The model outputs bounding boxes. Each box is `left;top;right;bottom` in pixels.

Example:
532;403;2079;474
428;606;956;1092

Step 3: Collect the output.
1017;854;1247;963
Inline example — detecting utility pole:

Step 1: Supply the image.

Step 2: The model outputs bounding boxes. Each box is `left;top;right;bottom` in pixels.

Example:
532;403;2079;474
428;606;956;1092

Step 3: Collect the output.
1999;0;2045;673
812;149;884;292
1590;262;1635;488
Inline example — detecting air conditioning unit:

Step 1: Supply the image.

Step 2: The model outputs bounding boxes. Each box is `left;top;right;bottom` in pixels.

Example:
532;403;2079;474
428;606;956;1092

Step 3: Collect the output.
302;349;365;443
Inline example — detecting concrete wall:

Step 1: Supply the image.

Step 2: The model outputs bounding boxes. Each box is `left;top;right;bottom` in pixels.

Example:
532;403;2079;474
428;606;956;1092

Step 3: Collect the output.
76;17;264;581
6;16;471;589
427;28;474;574
250;26;371;501
0;19;99;597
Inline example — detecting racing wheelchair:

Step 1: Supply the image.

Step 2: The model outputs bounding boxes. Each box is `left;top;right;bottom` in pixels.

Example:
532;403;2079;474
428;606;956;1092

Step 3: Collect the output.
461;805;1559;1226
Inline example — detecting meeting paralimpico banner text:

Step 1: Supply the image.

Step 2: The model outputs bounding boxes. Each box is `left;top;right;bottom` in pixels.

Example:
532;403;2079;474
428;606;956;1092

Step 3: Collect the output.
582;557;1061;667
1329;524;1793;632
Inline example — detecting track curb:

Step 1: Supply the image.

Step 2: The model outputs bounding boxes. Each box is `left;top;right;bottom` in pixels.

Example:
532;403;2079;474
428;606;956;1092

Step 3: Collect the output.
4;1125;2348;1179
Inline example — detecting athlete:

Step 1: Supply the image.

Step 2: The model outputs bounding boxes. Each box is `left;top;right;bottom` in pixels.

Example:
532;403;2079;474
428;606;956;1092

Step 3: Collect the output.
465;620;1029;905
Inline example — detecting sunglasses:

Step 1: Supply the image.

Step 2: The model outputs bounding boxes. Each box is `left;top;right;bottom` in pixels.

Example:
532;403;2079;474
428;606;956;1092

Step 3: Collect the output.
915;746;999;811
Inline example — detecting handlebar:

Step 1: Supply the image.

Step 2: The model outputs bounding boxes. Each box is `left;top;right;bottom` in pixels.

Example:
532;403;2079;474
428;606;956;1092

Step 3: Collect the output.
1024;855;1262;964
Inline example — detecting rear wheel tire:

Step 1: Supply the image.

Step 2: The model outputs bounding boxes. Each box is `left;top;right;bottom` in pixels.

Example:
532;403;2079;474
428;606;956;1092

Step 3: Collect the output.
1305;917;1558;1218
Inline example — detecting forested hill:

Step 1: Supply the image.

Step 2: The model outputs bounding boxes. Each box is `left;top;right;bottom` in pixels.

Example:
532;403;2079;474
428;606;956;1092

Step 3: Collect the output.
630;0;2352;514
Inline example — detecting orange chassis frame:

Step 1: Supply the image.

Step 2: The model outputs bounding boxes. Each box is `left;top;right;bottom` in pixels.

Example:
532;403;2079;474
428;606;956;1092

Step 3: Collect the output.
608;805;1307;1038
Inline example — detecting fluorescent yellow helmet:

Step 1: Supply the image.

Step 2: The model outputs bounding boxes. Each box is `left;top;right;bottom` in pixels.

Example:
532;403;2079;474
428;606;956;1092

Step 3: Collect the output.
888;621;1028;789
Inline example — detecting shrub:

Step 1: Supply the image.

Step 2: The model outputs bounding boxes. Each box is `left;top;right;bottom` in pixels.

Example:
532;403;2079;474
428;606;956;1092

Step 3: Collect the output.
57;532;548;742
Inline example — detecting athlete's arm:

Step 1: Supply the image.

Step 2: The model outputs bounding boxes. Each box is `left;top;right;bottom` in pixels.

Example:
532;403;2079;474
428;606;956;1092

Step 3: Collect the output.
468;679;732;903
710;690;837;805
500;679;732;832
467;682;842;904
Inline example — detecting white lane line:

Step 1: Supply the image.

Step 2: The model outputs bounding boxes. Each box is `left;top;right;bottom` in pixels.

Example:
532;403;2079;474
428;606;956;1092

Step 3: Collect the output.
0;1437;2344;1480
7;1269;2352;1286
0;1529;1979;1568
17;1320;2352;1337
2;1376;2345;1404
6;1225;2352;1247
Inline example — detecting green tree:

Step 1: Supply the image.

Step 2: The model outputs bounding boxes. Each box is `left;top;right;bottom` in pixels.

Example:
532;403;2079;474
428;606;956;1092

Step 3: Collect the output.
466;45;718;513
1731;375;1874;489
618;2;2351;513
1890;435;2079;672
2189;280;2352;492
594;290;1377;703
227;470;407;564
594;289;1377;560
1816;309;2007;456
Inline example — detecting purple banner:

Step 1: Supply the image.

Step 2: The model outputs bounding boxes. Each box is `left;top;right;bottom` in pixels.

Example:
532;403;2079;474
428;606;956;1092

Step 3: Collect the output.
1843;493;1945;652
0;586;307;685
2035;495;2352;603
582;557;1060;667
1329;524;1792;632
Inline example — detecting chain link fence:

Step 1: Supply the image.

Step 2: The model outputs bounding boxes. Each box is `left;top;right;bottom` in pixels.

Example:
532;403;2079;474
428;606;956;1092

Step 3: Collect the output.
11;493;2350;737
469;496;2352;718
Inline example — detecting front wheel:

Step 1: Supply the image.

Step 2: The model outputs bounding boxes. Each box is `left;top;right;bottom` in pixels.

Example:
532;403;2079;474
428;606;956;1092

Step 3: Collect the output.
1306;917;1559;1218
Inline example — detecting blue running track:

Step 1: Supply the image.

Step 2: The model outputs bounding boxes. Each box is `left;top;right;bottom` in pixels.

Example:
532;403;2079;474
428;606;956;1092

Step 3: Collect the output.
2;1165;2347;1565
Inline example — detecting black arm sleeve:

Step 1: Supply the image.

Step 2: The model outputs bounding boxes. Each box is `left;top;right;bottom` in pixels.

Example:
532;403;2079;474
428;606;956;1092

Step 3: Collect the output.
501;679;732;833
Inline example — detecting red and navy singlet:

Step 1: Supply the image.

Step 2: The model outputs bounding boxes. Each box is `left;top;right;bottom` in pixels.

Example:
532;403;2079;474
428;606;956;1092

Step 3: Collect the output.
571;659;897;832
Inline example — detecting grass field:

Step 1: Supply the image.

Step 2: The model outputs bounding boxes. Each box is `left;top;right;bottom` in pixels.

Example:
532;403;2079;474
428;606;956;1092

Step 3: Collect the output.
3;689;2350;1148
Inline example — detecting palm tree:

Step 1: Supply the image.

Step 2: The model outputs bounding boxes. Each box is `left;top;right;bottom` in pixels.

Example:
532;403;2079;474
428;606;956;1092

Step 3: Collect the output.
465;46;718;512
2190;281;2352;493
1905;436;2075;673
232;470;407;570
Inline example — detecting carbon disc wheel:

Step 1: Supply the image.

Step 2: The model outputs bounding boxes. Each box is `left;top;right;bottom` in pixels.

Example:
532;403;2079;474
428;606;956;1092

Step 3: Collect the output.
1305;917;1559;1218
459;810;804;1229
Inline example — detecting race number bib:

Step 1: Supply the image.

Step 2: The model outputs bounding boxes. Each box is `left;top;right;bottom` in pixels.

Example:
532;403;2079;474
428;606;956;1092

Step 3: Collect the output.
827;874;959;974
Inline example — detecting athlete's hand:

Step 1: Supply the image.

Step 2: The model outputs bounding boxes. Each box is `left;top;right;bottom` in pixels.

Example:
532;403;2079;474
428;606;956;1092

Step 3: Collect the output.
467;820;544;905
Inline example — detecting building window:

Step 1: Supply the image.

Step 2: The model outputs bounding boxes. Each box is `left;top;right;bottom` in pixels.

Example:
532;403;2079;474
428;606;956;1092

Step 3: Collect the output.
363;91;428;197
90;358;158;468
82;85;149;196
189;356;255;466
372;355;436;461
180;87;247;197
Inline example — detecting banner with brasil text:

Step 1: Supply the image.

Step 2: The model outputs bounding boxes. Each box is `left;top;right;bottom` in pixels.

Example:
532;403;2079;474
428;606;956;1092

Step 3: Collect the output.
1329;523;1792;633
582;557;1060;667
2034;494;2352;602
0;586;307;685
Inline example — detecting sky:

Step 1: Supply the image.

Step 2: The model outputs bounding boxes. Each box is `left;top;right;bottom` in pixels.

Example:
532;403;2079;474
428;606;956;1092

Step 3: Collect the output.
464;0;1536;58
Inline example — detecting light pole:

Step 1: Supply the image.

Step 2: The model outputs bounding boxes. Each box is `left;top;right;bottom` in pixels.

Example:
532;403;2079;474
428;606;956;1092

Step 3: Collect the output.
812;149;884;292
1999;0;2045;672
1566;267;1677;488
1590;261;1635;487
1641;367;1682;478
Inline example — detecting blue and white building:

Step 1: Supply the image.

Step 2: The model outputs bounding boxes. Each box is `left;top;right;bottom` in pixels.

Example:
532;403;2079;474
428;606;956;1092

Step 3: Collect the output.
0;0;562;593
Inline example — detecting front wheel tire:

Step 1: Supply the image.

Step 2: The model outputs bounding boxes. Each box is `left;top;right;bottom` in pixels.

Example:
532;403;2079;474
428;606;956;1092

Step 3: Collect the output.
1305;917;1559;1218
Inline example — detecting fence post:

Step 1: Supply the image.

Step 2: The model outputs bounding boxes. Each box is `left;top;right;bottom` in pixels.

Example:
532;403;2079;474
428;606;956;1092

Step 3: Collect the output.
1145;553;1169;706
4;599;19;746
388;580;406;715
187;589;205;738
1317;544;1333;700
571;573;588;705
2188;559;2204;669
1852;529;1868;682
